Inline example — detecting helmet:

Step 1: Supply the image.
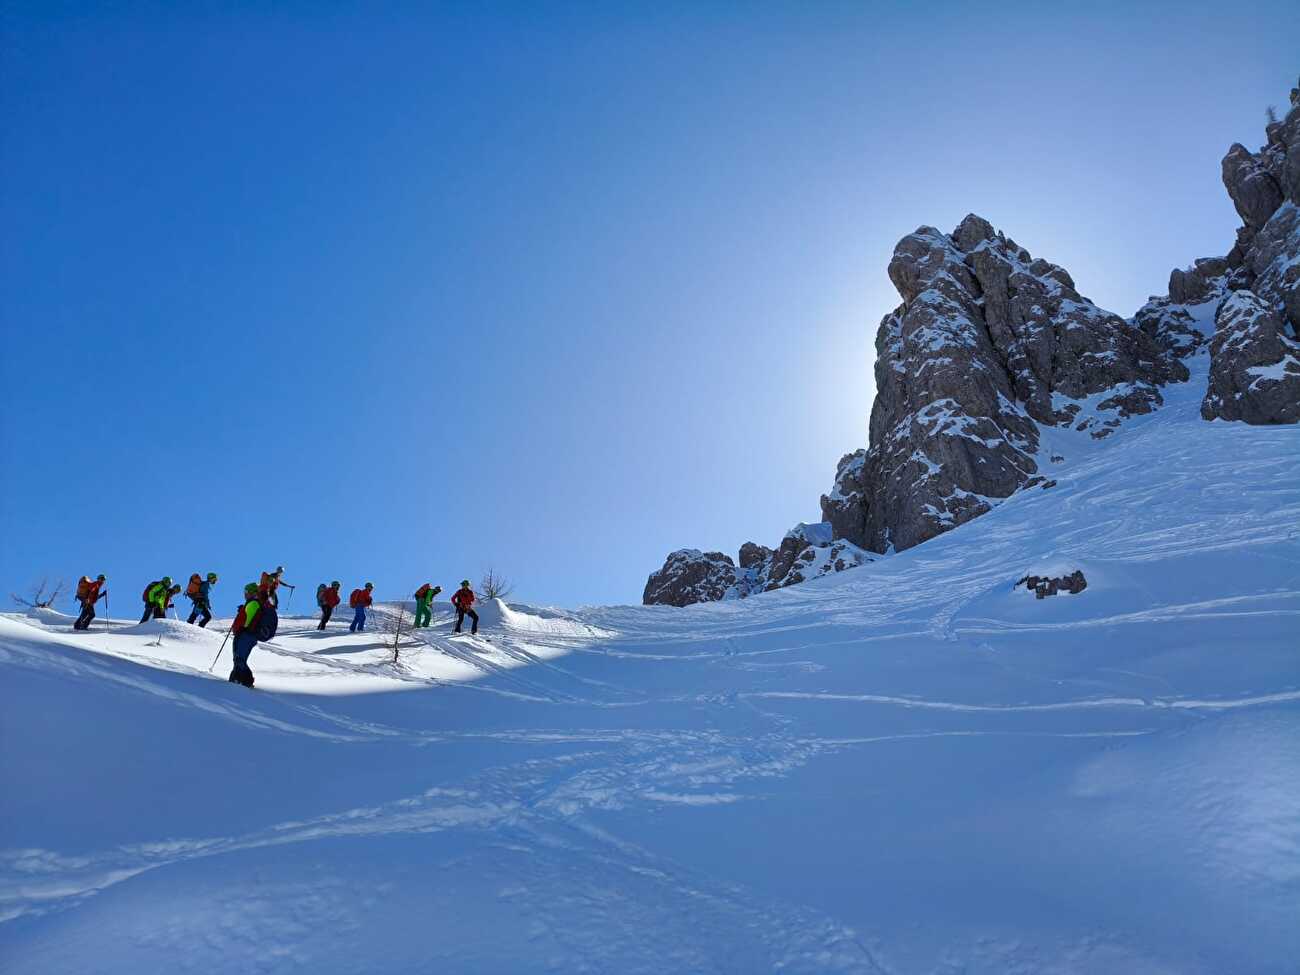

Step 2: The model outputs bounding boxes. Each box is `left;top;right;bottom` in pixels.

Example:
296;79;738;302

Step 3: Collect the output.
461;580;470;587
244;583;259;594
207;572;218;581
97;574;106;581
364;582;374;589
162;576;172;586
275;565;285;574
331;580;340;588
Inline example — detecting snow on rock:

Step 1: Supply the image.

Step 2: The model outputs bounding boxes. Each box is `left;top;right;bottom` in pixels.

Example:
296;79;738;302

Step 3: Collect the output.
820;213;1183;560
642;549;738;607
1202;290;1300;424
644;526;875;607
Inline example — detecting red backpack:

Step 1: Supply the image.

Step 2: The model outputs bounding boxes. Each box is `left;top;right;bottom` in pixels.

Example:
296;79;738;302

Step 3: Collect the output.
349;588;365;608
186;573;202;597
76;577;93;601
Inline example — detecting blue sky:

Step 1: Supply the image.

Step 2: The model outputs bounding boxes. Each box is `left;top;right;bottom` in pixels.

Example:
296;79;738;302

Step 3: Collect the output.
2;1;1297;610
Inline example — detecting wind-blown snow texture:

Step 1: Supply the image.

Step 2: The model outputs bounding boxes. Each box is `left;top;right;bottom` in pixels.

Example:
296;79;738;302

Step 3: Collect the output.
2;360;1298;973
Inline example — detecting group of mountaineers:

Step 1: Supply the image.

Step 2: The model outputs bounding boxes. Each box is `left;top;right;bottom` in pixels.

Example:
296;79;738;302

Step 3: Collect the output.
70;568;483;689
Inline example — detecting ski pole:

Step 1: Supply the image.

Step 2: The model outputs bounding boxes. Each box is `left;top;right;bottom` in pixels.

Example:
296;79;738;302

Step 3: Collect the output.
210;623;234;672
286;584;295;610
103;592;110;632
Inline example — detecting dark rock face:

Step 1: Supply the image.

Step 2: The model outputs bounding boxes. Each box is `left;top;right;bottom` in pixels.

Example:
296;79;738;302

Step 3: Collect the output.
1017;570;1088;599
1222;143;1285;235
738;542;773;571
760;523;872;592
1201;291;1300;424
643;525;874;606
822;215;1183;554
642;550;737;608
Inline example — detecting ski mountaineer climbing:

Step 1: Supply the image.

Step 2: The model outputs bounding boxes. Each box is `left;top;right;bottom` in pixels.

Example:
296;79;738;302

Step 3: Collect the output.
186;572;218;627
73;574;107;630
413;583;441;628
317;581;341;630
139;577;175;623
452;580;478;635
258;566;294;608
229;582;276;688
348;582;374;632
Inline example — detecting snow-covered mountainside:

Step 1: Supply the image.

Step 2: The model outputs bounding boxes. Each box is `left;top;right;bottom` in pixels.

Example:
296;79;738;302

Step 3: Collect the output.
645;81;1300;607
2;358;1298;973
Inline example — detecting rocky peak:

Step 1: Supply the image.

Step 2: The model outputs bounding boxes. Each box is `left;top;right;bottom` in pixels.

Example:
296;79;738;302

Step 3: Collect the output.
823;213;1184;556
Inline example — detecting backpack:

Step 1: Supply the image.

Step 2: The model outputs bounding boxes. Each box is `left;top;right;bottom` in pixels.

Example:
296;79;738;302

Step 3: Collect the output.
317;583;328;607
251;602;279;642
349;588;364;608
415;583;431;600
186;574;202;598
77;576;93;601
143;580;160;601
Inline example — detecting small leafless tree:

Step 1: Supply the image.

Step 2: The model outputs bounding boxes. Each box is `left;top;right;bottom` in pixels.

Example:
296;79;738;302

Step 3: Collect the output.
374;601;421;666
11;578;68;609
480;568;514;600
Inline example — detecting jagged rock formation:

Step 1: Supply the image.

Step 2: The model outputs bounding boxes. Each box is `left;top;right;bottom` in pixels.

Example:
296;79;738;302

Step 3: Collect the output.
644;79;1300;607
1202;291;1300;424
1153;79;1300;425
643;526;874;607
642;550;738;608
821;214;1183;555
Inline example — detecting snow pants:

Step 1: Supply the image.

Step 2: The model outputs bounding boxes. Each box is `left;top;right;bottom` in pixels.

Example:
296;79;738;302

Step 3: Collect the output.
140;602;164;623
229;631;257;687
74;599;95;630
187;600;212;627
318;605;333;630
454;606;478;634
414;598;432;628
350;606;367;632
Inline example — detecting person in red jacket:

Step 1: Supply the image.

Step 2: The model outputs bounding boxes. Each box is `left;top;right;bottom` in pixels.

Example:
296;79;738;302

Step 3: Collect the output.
348;582;374;633
318;580;342;630
451;580;478;635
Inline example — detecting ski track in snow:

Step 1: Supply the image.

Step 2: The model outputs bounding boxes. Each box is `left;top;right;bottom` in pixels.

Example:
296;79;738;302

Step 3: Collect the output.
2;363;1299;972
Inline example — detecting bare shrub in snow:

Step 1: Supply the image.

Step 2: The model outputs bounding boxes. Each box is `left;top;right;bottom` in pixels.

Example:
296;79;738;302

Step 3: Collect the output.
375;602;420;665
11;578;68;609
480;568;514;600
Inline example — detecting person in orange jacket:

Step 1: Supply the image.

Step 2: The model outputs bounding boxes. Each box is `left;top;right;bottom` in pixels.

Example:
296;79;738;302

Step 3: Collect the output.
74;574;107;630
348;582;374;633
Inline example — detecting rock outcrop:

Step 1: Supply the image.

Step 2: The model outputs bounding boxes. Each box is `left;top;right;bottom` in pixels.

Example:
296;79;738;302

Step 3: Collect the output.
1201;291;1300;424
1016;570;1088;599
821;214;1183;555
642;550;737;608
643;525;874;607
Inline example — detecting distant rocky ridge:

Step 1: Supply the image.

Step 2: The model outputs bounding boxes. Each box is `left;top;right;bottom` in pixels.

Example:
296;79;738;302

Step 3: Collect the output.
645;79;1300;607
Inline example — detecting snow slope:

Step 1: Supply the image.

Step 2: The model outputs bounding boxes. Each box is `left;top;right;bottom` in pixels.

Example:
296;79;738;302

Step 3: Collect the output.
1;363;1298;973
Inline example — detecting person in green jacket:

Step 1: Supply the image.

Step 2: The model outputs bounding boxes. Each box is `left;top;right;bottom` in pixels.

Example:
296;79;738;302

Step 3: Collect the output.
413;583;441;628
140;576;175;623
